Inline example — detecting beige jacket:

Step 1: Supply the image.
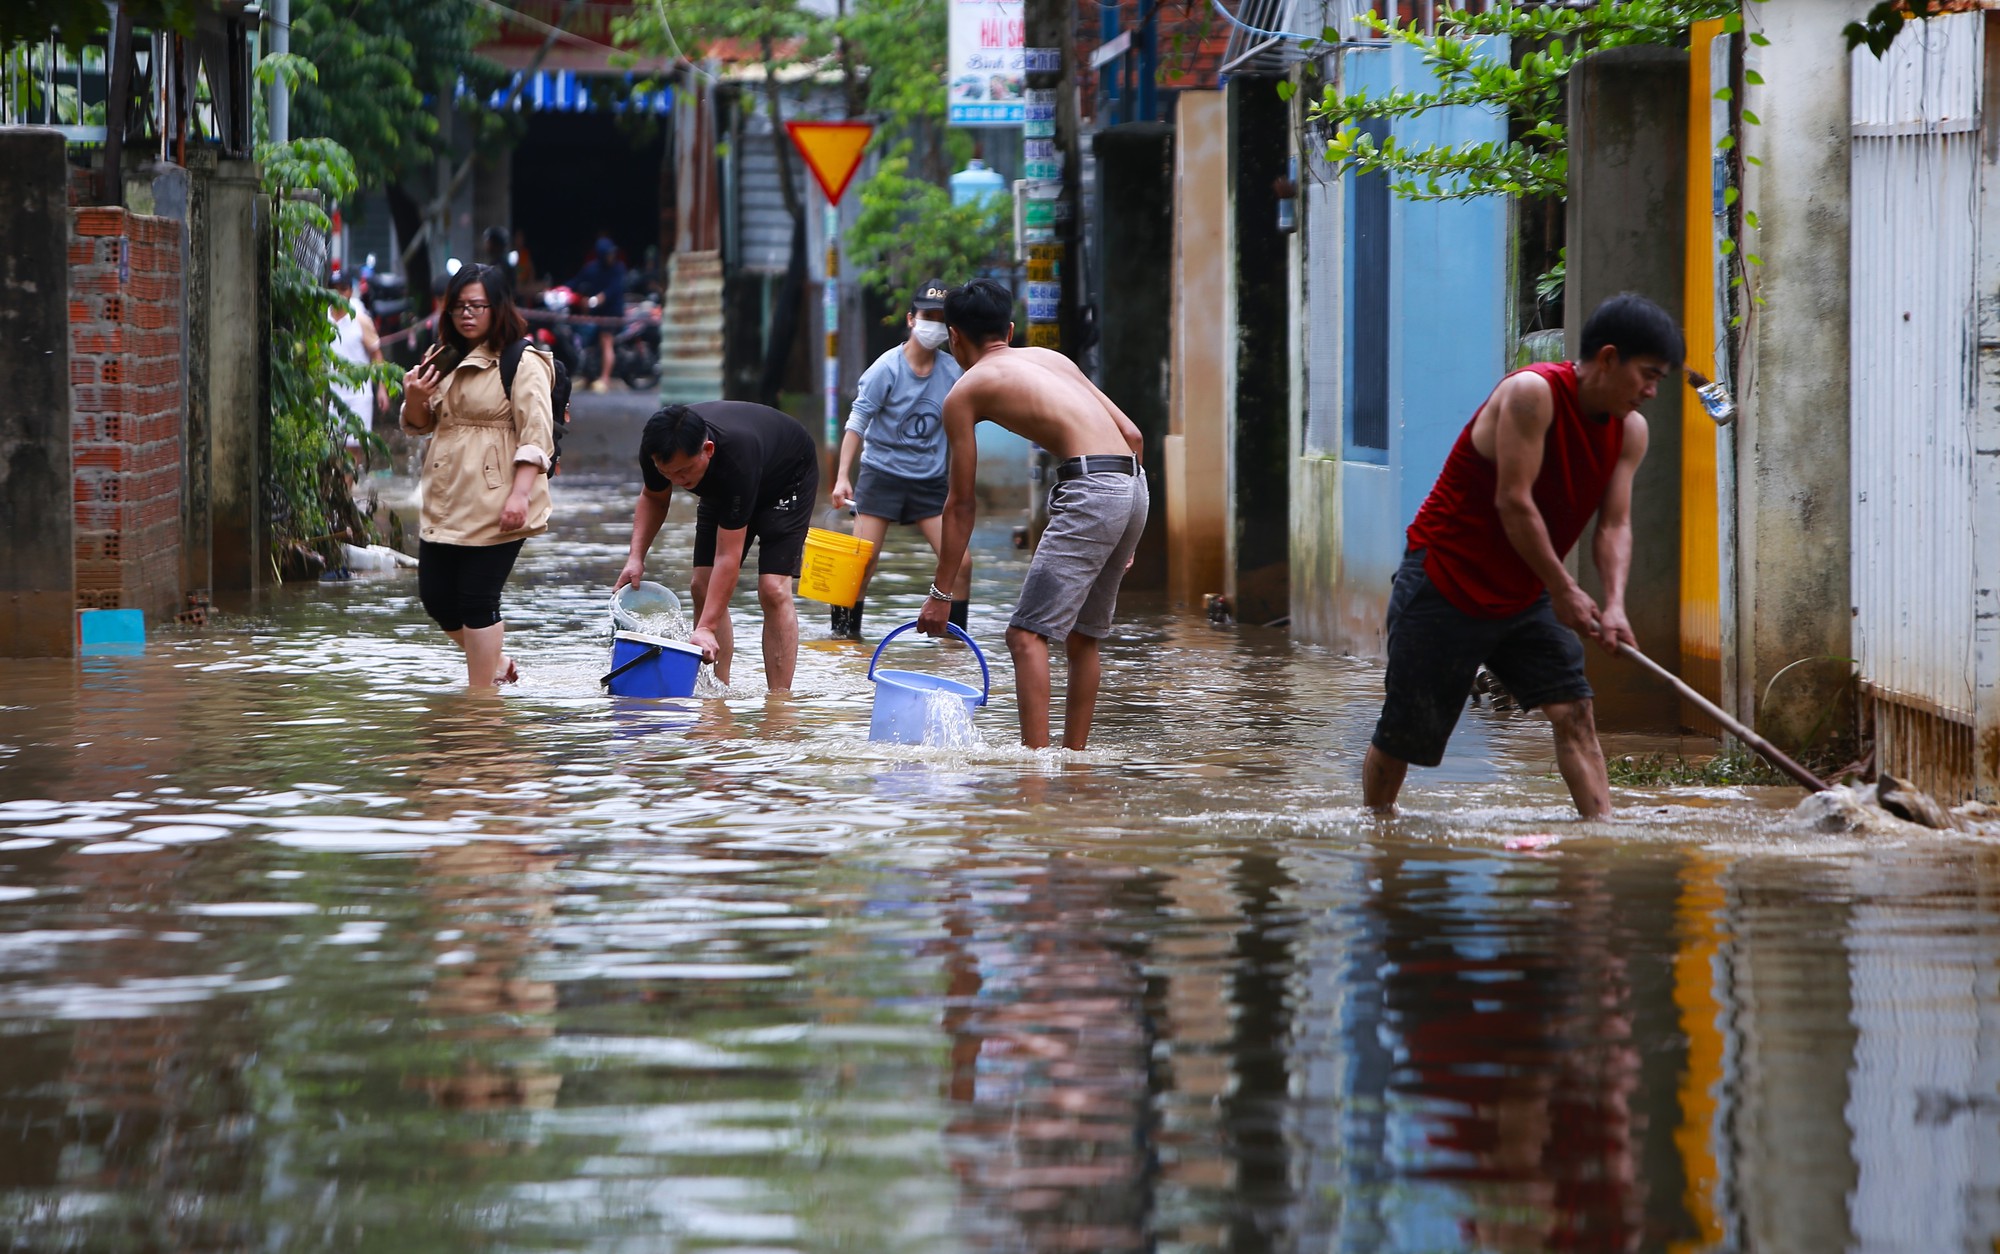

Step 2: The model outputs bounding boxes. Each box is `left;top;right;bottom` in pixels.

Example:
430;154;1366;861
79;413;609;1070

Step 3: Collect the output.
402;343;555;546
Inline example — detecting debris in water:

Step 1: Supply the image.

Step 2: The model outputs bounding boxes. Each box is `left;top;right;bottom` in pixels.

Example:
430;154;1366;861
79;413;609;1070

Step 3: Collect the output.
1503;834;1560;852
1787;783;1936;835
1876;774;1960;831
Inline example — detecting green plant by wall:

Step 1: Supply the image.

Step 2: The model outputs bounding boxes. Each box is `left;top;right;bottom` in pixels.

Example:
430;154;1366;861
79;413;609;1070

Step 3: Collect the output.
258;54;389;572
1301;1;1740;202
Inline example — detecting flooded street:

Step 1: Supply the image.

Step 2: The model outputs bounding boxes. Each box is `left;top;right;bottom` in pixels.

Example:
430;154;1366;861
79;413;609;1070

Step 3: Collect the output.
3;479;1999;1252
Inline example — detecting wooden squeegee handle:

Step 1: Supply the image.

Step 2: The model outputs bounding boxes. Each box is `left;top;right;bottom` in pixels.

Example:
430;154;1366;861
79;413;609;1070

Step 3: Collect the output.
1614;642;1829;794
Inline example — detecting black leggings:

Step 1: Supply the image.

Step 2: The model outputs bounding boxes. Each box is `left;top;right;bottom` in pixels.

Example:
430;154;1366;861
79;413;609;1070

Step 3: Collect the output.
418;539;524;632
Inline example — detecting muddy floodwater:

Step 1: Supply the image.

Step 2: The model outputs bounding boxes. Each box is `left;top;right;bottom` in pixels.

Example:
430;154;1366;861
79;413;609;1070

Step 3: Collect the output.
4;479;1999;1253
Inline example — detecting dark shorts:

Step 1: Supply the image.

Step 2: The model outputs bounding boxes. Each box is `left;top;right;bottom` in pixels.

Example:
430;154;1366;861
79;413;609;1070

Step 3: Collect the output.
1370;548;1592;768
418;539;525;633
692;471;818;579
854;463;947;526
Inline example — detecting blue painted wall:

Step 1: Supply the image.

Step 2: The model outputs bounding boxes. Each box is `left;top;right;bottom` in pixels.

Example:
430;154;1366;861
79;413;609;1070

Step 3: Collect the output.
1331;39;1510;655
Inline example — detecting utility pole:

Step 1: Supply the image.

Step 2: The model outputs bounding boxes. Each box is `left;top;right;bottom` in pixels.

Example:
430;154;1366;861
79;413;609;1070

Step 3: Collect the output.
1022;0;1078;543
267;0;289;144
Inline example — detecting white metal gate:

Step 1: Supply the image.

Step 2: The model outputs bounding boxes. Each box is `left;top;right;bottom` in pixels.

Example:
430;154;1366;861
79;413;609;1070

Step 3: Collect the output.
1849;13;1983;797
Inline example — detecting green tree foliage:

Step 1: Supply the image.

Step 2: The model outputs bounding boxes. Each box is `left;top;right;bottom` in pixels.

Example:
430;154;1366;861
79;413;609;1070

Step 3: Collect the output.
1305;0;1740;202
286;0;496;193
618;0;832;224
1845;1;1948;58
0;0;198;52
620;0;1010;309
841;0;1009;308
850;156;1012;310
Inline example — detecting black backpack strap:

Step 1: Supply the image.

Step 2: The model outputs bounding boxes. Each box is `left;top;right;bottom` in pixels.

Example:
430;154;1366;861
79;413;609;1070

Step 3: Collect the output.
498;337;529;397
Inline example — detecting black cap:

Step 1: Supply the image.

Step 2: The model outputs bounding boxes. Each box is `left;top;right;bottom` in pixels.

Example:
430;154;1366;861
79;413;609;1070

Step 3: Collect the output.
912;278;951;311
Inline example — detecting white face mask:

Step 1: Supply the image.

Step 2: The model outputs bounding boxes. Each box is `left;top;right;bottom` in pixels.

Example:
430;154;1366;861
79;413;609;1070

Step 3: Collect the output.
912;320;950;350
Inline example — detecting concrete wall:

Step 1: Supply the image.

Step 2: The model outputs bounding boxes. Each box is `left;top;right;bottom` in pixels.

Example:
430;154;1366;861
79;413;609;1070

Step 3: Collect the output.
1566;46;1689;732
0;129;78;657
1296;41;1508;658
196;160;265;592
1291;62;1344;648
1736;0;1872;750
1167;90;1231;610
1093;123;1175;591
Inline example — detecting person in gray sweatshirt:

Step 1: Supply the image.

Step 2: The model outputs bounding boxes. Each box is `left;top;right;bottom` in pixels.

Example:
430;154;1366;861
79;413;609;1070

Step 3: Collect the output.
826;278;971;639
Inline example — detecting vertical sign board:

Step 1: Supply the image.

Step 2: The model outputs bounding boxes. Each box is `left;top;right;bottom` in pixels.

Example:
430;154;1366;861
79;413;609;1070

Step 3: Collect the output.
785;121;875;451
949;0;1026;127
1021;68;1062;350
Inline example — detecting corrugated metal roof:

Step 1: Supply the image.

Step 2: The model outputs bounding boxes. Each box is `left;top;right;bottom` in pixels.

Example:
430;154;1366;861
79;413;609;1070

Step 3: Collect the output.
735;113;799;275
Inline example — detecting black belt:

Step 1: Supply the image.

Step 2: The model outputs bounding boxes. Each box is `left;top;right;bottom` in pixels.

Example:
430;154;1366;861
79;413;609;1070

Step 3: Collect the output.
1054;454;1138;481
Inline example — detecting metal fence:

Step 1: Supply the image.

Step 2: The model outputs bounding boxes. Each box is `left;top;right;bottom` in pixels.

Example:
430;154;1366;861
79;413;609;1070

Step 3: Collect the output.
1848;12;1983;797
0;36;109;143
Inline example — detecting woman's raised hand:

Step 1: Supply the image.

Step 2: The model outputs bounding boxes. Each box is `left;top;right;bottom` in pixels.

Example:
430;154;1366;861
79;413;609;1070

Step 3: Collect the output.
402;346;443;415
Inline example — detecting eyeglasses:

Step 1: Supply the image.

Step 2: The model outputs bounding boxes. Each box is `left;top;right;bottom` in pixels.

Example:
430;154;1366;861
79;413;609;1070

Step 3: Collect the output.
450;302;491;316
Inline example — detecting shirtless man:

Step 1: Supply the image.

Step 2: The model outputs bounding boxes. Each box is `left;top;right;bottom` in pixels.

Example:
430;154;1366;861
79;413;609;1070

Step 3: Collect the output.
1363;293;1676;818
916;278;1148;750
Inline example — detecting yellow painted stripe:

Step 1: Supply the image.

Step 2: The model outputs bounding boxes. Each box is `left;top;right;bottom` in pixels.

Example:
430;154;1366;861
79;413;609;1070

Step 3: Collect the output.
1669;852;1728;1254
1680;18;1725;731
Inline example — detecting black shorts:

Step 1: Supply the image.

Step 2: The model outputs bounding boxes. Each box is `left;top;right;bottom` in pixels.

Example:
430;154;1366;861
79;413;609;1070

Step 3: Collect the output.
418;539;525;632
854;463;947;526
1370;547;1593;768
692;473;818;578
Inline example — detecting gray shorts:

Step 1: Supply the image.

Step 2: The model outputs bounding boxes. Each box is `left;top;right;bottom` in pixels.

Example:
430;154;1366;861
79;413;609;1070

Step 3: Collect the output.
1011;470;1150;640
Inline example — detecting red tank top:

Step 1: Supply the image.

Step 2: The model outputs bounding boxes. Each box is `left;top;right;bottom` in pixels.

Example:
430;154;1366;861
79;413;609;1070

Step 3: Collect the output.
1405;360;1625;618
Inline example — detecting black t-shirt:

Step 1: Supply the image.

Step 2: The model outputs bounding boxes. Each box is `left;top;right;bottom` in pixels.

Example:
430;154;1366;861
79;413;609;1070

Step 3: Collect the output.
640;401;817;530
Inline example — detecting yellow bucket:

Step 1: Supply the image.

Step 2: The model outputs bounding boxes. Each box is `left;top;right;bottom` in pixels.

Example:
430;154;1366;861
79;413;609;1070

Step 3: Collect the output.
797;528;874;607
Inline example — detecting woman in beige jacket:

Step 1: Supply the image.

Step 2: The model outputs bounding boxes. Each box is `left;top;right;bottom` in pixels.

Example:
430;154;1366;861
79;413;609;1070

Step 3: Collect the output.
400;265;556;688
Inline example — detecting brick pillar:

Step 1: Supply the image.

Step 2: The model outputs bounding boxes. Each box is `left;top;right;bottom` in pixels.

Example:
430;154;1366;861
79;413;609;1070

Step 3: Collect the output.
69;206;186;620
0;129;76;657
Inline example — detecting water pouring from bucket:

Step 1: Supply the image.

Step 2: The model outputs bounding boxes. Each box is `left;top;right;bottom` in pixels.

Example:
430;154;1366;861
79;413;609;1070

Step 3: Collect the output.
868;622;991;746
611;581;689;640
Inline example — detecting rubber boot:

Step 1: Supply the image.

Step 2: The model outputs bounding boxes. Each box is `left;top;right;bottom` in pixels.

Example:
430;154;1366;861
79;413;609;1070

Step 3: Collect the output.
948;599;969;631
830;604;851;638
846;597;865;640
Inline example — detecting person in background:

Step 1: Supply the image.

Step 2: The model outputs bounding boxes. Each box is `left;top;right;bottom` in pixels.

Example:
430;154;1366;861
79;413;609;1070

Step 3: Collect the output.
399;264;557;689
567;235;626;393
330;269;387;461
511;228;541;302
615;402;819;692
826;277;970;639
480;227;515;303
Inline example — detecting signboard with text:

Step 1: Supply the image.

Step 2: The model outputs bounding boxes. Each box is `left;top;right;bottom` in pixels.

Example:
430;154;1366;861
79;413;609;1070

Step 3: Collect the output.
948;0;1024;126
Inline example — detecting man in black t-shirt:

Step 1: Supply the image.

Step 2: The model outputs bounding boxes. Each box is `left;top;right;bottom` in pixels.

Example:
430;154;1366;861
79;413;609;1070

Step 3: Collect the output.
615;402;819;690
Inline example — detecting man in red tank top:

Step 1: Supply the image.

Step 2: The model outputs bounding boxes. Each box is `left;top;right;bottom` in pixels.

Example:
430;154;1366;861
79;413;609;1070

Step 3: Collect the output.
1364;295;1681;818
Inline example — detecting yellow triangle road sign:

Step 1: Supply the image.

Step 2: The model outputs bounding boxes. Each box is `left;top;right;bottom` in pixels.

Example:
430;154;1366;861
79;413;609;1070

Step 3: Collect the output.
785;121;875;205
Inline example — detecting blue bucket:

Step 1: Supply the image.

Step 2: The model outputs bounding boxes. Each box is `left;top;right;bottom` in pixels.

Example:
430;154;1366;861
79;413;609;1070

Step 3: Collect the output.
602;630;705;698
867;622;991;745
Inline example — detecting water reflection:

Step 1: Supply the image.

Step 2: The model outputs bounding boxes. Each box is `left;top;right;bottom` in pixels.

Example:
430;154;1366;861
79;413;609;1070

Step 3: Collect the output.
0;480;1997;1251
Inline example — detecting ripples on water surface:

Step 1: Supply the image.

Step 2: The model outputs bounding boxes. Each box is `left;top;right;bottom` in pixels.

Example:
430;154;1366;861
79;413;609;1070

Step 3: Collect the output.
3;480;1999;1252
